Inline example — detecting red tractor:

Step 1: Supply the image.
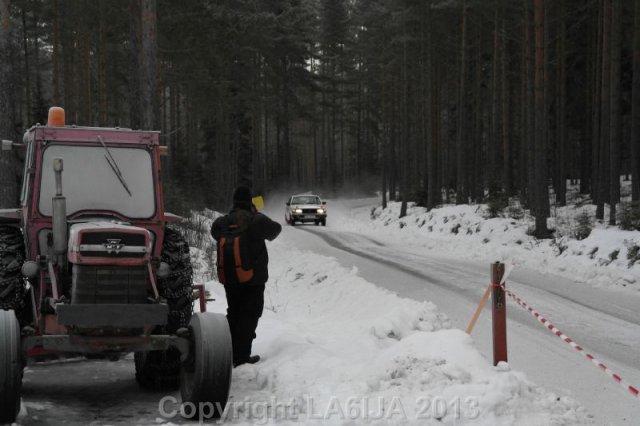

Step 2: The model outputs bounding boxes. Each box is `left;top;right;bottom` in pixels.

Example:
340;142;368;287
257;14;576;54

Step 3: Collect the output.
0;107;232;423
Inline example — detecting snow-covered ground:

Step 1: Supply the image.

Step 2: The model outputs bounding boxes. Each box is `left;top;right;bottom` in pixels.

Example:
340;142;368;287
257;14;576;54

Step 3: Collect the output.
194;241;590;425
170;205;594;425
325;196;640;293
262;195;640;425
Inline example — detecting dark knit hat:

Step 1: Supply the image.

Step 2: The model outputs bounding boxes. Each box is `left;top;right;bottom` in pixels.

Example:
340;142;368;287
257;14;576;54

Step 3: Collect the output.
232;186;252;207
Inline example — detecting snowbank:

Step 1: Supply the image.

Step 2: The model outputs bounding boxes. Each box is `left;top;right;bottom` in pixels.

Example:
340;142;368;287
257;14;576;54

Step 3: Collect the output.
194;241;590;425
329;199;640;292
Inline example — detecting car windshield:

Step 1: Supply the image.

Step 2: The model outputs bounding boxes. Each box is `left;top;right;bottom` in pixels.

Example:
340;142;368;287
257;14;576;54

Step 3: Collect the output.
39;144;156;218
291;196;321;205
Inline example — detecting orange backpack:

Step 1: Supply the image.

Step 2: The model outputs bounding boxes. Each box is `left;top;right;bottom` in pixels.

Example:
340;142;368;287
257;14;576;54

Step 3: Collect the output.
216;210;255;285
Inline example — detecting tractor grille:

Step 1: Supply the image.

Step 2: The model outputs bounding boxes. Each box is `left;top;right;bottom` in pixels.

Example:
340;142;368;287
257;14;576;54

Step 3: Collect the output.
72;265;148;304
79;232;147;258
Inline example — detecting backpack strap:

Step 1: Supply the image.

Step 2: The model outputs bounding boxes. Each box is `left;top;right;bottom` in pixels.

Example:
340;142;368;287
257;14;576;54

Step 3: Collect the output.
217;237;227;284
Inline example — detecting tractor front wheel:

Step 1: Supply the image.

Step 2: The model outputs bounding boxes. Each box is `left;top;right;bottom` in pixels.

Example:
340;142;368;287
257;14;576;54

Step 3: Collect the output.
180;313;232;419
0;310;22;423
135;226;194;390
0;225;28;318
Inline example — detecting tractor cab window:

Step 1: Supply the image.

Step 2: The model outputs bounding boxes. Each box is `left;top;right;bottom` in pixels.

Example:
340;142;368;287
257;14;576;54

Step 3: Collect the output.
38;144;156;219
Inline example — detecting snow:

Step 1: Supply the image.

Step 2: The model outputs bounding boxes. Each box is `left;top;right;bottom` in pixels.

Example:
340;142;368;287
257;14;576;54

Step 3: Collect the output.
191;237;591;425
325;197;640;293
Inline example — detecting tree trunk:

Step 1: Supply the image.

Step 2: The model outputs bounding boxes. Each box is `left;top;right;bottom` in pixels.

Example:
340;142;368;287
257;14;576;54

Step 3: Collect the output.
490;6;500;194
501;2;511;196
60;0;74;119
597;0;611;220
534;0;550;238
98;0;108;126
52;0;60;105
473;21;484;202
128;0;141;129
519;4;528;203
632;0;640;201
456;0;468;204
609;0;621;224
79;2;91;125
140;0;157;130
400;33;408;219
426;1;438;209
581;5;595;195
0;0;17;208
555;0;567;206
21;5;31;126
592;0;603;213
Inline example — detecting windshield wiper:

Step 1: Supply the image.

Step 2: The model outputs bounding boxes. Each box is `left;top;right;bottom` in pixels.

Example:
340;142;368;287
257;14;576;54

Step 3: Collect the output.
98;136;132;197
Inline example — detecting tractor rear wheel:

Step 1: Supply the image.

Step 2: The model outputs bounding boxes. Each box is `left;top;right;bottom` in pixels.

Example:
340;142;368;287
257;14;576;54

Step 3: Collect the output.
135;226;194;390
180;313;232;419
0;310;22;423
0;225;27;316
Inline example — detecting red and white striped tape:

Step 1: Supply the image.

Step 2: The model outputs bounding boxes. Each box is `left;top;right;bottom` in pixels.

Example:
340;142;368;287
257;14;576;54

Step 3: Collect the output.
496;282;640;399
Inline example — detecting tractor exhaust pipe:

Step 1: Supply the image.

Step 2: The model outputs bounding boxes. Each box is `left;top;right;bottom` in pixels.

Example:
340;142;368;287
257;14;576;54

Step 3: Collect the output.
52;158;67;267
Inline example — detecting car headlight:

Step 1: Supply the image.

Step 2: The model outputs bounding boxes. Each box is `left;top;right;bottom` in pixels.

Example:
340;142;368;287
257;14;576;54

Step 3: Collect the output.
294;209;303;214
317;209;325;214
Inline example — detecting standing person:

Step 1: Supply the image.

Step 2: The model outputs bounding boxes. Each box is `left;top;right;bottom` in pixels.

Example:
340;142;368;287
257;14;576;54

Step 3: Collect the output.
211;186;282;367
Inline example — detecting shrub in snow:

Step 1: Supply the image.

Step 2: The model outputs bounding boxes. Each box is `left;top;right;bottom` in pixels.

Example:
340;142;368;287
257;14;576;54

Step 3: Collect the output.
627;245;640;267
574;211;593;240
552;239;568;255
507;203;525;220
618;201;640;231
370;206;380;220
486;194;509;218
173;214;213;252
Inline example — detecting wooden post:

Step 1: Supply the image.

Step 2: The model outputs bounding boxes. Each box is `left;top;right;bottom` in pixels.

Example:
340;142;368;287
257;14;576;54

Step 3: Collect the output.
466;284;492;335
491;262;507;365
194;284;207;313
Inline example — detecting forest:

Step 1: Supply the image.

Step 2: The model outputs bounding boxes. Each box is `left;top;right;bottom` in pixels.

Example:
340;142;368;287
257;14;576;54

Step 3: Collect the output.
0;0;639;238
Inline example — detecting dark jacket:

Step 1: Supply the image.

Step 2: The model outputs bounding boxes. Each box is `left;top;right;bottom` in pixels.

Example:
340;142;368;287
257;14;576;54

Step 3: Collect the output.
211;206;282;285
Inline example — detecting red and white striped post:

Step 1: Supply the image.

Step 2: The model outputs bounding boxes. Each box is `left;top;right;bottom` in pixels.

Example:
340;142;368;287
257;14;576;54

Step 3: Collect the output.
491;262;507;365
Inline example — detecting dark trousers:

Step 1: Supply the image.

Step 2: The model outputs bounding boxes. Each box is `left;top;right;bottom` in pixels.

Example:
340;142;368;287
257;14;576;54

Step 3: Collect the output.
224;283;265;363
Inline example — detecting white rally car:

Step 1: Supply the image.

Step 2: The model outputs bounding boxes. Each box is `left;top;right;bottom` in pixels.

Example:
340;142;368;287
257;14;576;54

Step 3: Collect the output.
285;194;327;226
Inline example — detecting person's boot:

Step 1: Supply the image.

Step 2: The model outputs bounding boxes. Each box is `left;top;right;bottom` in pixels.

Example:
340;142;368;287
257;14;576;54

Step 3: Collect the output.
233;355;260;368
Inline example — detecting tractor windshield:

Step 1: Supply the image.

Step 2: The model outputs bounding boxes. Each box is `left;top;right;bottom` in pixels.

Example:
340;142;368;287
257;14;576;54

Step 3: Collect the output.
39;144;156;219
